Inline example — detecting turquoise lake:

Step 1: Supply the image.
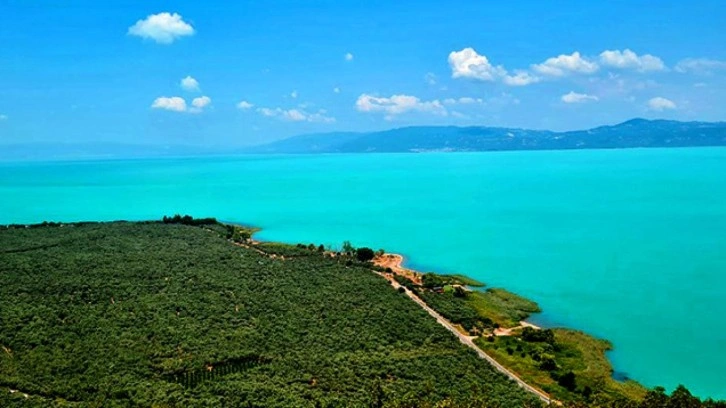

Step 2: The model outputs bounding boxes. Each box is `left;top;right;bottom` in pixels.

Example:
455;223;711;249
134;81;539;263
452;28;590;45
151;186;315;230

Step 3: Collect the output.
1;147;725;399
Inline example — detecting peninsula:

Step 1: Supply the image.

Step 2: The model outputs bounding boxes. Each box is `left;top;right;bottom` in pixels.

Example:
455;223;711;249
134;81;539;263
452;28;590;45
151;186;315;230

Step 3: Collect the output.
1;217;723;407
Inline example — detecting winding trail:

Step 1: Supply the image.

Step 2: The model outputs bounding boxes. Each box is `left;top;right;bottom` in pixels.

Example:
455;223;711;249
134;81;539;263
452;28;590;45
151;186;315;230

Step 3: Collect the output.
378;272;554;405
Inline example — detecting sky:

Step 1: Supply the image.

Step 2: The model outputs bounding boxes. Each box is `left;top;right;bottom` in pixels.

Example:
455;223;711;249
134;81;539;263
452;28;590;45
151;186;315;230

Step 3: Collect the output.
1;0;725;147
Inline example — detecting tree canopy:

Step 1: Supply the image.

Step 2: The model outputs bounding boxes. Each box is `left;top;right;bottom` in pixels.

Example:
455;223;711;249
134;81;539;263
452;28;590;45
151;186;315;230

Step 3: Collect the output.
0;221;539;407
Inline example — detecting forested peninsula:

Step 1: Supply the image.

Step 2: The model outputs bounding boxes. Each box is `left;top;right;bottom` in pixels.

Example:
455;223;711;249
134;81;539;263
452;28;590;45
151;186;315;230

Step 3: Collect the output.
0;217;723;408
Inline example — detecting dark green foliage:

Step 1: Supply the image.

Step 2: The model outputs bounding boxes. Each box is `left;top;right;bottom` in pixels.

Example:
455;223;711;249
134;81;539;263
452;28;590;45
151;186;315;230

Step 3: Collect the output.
637;386;726;408
393;275;419;293
421;273;446;289
419;291;494;334
162;214;217;226
453;286;468;298
257;242;317;257
0;222;540;407
341;240;355;253
421;273;482;290
356;247;375;262
231;228;251;242
539;357;557;371
560;385;726;408
522;327;556;345
557;371;577;391
167;355;269;388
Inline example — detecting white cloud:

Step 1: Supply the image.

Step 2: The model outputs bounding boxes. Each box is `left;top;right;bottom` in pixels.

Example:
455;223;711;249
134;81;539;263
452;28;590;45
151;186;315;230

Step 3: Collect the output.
599;49;665;72
561;91;599;104
257;108;277;117
333;87;341;93
128;12;194;44
180;76;200;91
151;95;211;113
532;52;599;76
257;107;335;123
503;71;540;86
442;97;483;105
647;97;676;111
424;72;437;85
356;94;447;119
237;100;254;110
457;97;479;104
290;90;298;99
448;47;507;81
0;114;7;121
189;96;211;113
283;109;306;121
345;52;354;61
448;47;540;86
675;58;726;74
191;96;211;108
151;96;187;112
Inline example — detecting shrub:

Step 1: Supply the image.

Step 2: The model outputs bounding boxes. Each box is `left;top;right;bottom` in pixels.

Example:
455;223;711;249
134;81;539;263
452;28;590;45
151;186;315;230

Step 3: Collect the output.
557;371;577;391
521;327;555;344
356;247;375;262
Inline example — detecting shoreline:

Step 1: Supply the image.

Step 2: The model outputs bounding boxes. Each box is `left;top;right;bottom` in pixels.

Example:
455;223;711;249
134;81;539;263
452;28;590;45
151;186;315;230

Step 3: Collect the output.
374;252;545;329
370;250;649;401
4;218;717;403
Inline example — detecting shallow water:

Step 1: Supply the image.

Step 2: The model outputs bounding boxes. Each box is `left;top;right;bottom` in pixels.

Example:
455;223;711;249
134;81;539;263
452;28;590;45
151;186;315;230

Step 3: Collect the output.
1;147;725;398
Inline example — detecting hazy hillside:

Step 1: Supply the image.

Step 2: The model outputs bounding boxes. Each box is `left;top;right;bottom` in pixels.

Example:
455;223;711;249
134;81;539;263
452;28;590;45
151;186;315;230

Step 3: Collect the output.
3;119;725;161
249;119;726;153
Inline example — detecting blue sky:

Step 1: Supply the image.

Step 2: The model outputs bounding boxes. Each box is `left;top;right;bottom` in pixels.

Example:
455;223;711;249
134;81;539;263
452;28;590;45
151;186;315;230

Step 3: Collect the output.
1;0;725;147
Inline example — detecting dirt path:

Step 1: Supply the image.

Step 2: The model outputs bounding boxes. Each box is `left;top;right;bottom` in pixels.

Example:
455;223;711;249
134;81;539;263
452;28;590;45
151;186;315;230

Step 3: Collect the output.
494;321;542;336
373;254;422;285
377;272;553;405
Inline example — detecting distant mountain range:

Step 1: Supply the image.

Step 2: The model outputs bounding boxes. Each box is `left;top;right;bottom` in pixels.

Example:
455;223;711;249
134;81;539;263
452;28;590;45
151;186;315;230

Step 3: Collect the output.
246;119;726;154
2;119;725;161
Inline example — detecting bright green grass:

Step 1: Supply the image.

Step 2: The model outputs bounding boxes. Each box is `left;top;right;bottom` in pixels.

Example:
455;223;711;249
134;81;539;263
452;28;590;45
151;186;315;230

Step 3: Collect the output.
446;274;485;287
476;329;647;403
466;288;541;328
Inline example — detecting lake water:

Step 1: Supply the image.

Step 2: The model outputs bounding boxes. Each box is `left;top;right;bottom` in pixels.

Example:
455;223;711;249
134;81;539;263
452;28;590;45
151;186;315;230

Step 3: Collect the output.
1;147;725;399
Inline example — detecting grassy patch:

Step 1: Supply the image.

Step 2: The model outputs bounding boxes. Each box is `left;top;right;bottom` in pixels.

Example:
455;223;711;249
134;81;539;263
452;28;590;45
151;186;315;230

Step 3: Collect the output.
475;328;647;403
255;241;321;257
445;274;485;287
466;288;541;328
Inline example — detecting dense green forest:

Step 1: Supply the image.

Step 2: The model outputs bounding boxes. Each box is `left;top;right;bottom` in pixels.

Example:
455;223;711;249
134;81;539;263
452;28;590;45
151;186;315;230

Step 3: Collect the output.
1;219;724;407
0;220;540;407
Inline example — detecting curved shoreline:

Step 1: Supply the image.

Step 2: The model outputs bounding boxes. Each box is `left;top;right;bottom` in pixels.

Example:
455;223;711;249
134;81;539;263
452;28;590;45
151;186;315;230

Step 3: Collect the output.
5;218;720;404
374;268;553;404
370;250;649;402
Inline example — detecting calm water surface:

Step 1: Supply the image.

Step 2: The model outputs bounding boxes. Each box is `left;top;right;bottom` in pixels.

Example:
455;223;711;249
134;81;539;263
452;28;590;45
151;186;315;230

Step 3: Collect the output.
1;147;725;398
